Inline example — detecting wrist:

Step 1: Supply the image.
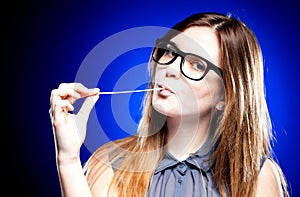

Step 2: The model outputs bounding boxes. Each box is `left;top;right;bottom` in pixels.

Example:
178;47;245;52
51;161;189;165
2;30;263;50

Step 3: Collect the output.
56;153;81;166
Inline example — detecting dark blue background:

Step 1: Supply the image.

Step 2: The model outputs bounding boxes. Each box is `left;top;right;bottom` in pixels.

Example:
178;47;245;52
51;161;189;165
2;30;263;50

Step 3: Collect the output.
4;0;299;196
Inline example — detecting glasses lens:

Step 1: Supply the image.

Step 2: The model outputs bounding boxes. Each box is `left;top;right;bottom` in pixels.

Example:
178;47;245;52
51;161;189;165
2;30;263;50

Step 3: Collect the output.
152;42;177;64
181;54;208;80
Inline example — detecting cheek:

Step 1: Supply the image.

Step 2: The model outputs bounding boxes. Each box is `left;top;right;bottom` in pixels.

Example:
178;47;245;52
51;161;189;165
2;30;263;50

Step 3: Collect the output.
154;67;165;81
183;82;216;113
187;87;211;112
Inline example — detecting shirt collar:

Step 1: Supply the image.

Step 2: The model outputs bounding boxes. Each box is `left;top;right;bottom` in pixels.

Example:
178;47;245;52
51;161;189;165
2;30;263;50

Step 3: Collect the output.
154;139;216;174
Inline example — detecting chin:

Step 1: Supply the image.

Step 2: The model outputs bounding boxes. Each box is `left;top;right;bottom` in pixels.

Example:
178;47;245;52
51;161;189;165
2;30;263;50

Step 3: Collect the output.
152;103;179;117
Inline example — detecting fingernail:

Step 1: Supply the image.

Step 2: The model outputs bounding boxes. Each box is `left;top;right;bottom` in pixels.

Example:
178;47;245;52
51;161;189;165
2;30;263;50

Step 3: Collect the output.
90;88;99;93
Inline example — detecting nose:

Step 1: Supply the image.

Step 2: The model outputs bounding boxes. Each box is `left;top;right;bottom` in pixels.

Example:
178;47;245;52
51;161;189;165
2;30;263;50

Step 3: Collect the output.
166;56;181;79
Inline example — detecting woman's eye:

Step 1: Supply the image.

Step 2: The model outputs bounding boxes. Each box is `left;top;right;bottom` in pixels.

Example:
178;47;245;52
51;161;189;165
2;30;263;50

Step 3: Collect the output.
192;62;206;71
164;48;176;57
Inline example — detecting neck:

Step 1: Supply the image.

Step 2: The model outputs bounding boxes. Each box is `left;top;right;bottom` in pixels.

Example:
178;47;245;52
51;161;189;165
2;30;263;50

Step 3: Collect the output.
166;114;211;161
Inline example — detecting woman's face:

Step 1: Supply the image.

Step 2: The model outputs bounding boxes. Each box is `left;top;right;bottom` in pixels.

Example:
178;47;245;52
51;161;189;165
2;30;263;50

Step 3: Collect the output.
152;26;224;119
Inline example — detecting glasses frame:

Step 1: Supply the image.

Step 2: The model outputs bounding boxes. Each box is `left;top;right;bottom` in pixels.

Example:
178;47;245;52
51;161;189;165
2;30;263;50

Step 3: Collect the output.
152;38;223;81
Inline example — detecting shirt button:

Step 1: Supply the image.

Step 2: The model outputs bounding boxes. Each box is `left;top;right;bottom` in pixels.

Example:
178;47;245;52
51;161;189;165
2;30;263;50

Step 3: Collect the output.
178;179;182;183
179;164;184;168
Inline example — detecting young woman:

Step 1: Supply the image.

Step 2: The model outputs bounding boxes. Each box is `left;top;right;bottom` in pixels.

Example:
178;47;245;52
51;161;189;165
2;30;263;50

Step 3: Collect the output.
49;12;289;196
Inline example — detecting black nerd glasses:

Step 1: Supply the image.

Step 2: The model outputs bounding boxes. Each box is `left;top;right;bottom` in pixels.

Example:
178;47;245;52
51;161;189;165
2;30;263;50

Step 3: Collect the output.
152;39;223;81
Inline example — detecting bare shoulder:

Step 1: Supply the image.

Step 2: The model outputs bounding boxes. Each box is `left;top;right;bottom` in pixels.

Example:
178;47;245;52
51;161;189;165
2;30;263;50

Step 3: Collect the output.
89;137;134;197
85;145;116;197
90;159;115;197
255;159;284;197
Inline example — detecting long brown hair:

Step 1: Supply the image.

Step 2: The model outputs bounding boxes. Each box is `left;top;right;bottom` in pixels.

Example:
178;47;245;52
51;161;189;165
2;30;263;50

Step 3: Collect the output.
84;12;289;197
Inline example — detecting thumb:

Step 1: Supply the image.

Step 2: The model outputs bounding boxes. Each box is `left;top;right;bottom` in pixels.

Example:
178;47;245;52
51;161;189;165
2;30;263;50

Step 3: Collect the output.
77;94;99;123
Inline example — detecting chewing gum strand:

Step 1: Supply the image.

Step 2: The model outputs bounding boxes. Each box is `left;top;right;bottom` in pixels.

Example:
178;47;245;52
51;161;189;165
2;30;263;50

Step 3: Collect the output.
98;88;162;95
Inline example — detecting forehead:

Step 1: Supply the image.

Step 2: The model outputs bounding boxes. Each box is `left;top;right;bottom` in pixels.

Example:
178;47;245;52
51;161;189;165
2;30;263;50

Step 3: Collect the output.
170;26;220;66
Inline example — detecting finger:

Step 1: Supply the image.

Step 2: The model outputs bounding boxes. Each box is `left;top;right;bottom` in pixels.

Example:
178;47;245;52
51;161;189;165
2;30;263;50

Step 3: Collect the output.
55;87;82;104
77;94;99;123
55;99;74;112
52;100;74;125
58;83;99;97
51;85;93;108
50;88;76;112
53;100;74;116
50;89;63;110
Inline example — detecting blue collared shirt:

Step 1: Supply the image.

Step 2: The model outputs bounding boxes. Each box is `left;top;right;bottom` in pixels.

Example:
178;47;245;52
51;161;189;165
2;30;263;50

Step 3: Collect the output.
147;143;221;197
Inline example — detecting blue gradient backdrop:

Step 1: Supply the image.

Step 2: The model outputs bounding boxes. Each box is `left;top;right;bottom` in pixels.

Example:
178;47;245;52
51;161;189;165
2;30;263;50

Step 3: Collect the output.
5;0;299;196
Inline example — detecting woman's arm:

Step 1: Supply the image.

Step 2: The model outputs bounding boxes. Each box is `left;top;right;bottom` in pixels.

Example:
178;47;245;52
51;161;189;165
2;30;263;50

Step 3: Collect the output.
255;159;284;197
57;157;93;197
50;83;100;196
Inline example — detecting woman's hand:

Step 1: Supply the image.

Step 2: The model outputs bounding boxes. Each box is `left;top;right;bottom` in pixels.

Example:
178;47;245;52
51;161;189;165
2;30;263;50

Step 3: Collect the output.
49;83;100;162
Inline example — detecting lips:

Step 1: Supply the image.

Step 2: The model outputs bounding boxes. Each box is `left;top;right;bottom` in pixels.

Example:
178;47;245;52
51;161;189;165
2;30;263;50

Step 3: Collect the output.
157;84;175;96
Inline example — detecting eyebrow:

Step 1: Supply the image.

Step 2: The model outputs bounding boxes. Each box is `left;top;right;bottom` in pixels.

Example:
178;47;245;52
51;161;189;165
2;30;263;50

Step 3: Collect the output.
164;39;204;59
167;40;179;47
167;40;182;51
166;39;206;59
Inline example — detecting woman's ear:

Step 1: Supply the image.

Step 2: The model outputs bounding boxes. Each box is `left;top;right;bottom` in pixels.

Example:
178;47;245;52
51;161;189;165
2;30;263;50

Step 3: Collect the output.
216;101;225;111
